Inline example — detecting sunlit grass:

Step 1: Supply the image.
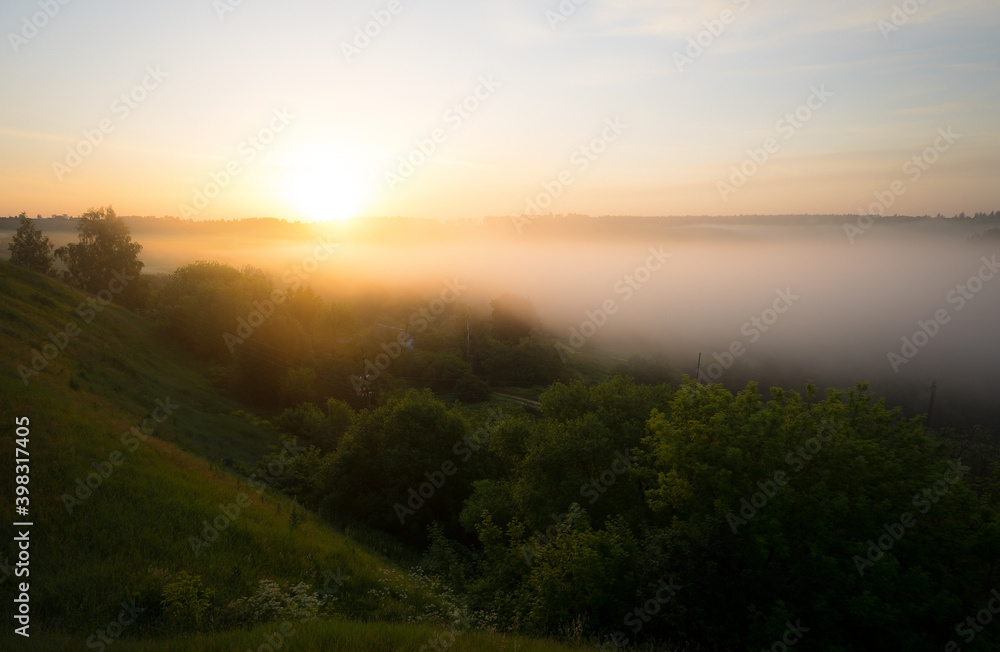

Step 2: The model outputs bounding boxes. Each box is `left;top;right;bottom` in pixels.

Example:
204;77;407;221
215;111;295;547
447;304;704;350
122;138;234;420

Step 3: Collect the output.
8;618;604;651
0;261;457;637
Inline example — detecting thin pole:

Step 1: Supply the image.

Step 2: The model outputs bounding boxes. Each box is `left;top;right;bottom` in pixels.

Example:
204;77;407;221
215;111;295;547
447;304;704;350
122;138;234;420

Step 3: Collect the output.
359;346;373;408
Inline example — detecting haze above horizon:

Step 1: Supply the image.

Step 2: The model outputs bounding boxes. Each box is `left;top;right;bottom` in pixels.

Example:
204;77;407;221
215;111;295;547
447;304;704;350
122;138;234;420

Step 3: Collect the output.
2;0;998;222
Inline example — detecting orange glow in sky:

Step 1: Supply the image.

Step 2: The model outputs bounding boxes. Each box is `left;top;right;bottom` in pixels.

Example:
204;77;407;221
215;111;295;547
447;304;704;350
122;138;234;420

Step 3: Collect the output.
1;1;998;221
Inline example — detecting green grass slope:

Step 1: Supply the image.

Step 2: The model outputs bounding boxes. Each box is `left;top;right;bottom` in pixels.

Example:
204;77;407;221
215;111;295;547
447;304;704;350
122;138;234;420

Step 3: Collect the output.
21;619;599;652
0;261;584;651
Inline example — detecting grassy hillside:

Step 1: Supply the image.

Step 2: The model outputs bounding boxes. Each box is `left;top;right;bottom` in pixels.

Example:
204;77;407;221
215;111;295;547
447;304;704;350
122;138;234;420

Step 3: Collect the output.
0;261;586;650
94;619;594;651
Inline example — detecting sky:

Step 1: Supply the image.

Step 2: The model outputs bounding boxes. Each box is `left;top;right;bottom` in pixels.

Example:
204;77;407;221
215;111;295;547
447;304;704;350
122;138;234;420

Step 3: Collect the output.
1;0;998;222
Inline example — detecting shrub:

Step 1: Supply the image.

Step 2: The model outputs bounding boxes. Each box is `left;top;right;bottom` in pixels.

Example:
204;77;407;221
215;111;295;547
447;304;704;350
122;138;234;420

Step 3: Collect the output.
225;579;324;626
160;572;214;631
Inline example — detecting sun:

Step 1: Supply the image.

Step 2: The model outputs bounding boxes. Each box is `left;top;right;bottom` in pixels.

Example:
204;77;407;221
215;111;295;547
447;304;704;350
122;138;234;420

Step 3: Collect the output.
281;146;374;222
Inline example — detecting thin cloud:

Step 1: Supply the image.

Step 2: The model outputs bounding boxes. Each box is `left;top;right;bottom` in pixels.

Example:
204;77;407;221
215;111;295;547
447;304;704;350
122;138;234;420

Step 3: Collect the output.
0;127;75;144
894;103;970;116
579;0;993;44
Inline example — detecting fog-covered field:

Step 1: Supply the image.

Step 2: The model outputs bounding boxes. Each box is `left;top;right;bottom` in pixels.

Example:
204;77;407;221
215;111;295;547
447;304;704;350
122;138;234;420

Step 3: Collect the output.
5;214;997;426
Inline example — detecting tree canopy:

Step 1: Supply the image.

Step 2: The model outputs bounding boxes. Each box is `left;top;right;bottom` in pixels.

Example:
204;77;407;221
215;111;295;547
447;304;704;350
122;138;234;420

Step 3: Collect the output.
490;292;541;343
8;213;54;274
55;206;145;306
412;378;999;649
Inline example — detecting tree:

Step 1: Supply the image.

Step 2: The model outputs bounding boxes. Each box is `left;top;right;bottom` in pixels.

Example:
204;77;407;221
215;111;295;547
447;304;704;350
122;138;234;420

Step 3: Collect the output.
610;355;677;385
322;398;355;450
442;378;1000;646
490;293;540;343
153;261;278;361
635;380;999;648
55;206;145;306
321;389;471;542
280;367;319;406
230;315;307;406
275;402;325;441
7;213;54;274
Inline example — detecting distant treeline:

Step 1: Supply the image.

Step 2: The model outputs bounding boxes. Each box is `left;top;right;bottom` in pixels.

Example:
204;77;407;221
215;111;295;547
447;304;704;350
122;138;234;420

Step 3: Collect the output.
3;210;999;239
1;211;998;249
0;215;315;237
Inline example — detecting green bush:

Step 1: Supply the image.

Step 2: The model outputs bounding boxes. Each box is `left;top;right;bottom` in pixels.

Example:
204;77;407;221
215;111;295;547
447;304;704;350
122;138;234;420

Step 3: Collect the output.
223;579;324;626
160;572;214;631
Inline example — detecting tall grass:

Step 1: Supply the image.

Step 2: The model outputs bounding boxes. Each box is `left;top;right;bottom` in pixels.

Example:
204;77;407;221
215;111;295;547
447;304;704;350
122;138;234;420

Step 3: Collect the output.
0;262;463;641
